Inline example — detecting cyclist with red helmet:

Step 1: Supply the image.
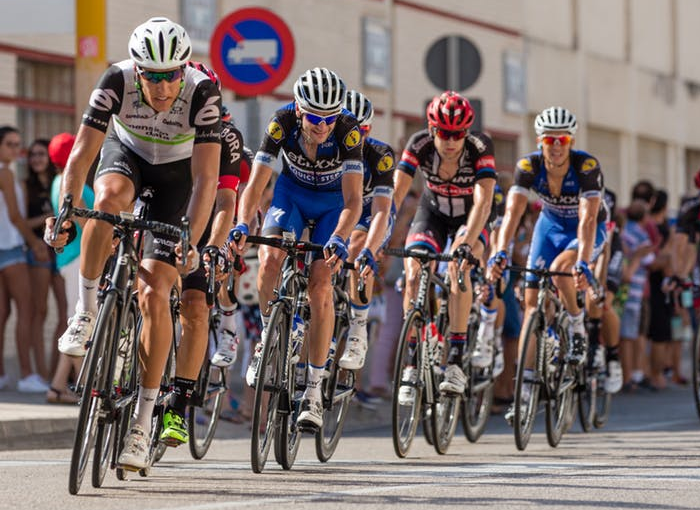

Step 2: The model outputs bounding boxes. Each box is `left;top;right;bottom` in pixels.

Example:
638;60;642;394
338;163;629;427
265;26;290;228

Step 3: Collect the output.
393;91;497;396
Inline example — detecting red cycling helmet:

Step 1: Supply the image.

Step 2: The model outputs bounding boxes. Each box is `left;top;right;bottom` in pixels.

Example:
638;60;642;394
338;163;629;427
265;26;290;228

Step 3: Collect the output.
187;60;220;90
426;91;474;131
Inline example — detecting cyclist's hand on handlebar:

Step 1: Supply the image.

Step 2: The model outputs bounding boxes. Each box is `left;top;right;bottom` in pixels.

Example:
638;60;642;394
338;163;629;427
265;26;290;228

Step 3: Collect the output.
227;223;249;255
452;243;474;274
324;234;349;273
175;243;200;276
486;250;508;282
573;260;593;291
202;245;230;282
355;247;378;279
43;216;75;249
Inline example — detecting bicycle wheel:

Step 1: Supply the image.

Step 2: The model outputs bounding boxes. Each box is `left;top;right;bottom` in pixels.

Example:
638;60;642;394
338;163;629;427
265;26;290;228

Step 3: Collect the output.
430;379;460;454
188;322;226;460
545;321;575;447
577;365;596;432
693;328;700;419
68;292;118;495
251;303;284;473
461;309;494;443
593;373;612;429
92;299;139;487
421;404;434;445
513;311;543;451
276;310;302;470
391;309;424;458
316;318;354;462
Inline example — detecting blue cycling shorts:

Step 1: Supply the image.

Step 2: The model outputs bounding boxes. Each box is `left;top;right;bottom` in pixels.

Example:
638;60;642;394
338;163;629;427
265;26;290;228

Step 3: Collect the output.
525;215;606;287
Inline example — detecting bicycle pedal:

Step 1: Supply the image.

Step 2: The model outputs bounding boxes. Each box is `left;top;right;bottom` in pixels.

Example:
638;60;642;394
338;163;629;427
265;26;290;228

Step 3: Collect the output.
297;422;319;434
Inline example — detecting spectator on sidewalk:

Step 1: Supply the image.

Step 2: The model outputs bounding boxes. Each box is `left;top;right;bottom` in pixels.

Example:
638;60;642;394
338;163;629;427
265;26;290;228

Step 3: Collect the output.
0;126;51;392
45;133;94;404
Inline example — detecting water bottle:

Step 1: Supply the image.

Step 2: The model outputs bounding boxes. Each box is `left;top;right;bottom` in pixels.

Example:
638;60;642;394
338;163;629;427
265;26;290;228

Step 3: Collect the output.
324;336;337;375
290;314;305;362
545;327;560;371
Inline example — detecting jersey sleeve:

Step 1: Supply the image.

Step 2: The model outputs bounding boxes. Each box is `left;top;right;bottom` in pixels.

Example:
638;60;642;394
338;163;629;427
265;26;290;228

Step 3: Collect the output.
511;155;537;196
397;130;429;178
471;132;497;181
218;123;243;192
577;154;603;198
189;79;222;144
369;141;396;199
254;105;296;168
82;65;124;132
334;114;364;176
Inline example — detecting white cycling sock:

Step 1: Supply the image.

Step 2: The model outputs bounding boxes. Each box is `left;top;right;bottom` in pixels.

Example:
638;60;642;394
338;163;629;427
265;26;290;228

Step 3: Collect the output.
78;275;100;314
304;364;324;401
568;311;585;335
219;303;239;333
133;386;159;434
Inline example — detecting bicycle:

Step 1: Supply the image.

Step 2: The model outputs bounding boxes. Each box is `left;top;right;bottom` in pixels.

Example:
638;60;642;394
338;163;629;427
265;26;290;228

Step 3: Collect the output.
186;247;233;460
385;246;473;457
506;266;578;451
53;191;189;495
242;232;356;473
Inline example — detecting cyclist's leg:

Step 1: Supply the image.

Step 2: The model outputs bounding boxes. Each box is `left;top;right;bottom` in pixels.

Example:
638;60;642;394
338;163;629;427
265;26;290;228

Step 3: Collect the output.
343;227;370;370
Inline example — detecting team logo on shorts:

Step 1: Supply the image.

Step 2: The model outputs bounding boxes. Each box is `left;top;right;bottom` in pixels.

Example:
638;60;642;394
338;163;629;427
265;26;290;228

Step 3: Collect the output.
516;158;533;173
266;119;284;142
581;157;598;172
344;127;361;150
377;154;394;172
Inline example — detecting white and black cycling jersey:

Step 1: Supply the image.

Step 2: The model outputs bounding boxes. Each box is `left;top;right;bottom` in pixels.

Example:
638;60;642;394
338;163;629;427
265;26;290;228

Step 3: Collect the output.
82;60;221;165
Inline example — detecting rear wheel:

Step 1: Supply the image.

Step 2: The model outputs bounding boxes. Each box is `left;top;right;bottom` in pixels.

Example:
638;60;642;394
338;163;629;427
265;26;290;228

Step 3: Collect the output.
276;309;301;471
577;365;596;433
430;382;460;454
316;356;354;462
513;311;543;451
461;308;494;442
391;309;424;458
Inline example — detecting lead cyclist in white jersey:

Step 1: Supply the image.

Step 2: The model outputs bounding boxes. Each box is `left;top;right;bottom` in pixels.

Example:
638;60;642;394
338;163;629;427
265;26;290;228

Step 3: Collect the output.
44;17;222;470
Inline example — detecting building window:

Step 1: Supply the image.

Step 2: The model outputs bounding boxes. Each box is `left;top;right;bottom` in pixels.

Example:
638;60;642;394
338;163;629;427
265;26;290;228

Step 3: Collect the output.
16;59;74;141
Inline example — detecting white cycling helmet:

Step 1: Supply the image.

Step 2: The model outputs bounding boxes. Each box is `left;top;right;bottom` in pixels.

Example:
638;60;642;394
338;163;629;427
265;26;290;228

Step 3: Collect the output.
293;67;345;114
128;17;192;70
534;106;578;135
344;90;374;126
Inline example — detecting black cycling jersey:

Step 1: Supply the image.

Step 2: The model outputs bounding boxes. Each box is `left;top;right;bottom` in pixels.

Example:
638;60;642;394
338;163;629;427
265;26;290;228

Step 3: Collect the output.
397;129;496;218
362;136;395;204
82;60;221;165
255;102;363;191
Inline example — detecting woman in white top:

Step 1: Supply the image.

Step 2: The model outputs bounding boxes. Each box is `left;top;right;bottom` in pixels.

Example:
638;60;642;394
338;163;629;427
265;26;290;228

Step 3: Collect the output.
0;126;50;392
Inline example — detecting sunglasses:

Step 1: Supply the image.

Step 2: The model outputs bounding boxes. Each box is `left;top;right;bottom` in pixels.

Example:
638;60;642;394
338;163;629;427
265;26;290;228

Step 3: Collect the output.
541;134;572;146
432;127;468;141
302;110;339;125
137;66;184;84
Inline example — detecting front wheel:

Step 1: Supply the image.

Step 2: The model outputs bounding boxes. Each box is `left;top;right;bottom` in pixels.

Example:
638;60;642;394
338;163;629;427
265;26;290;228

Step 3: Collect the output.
513;311;543;451
545;320;575;447
391;309;424;458
188;356;226;460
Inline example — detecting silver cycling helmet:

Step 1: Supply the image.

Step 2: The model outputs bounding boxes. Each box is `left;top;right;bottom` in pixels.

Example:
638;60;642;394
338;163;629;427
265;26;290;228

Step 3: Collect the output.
129;17;192;70
293;67;345;114
344;89;374;126
534;106;578;135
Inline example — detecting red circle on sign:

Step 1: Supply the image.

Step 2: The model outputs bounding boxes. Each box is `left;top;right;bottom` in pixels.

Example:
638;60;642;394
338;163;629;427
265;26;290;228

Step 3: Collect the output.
210;7;295;96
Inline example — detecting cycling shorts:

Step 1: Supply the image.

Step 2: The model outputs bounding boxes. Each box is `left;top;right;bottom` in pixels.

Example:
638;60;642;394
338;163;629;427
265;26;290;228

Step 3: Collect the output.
96;134;192;266
525;214;606;288
405;201;489;253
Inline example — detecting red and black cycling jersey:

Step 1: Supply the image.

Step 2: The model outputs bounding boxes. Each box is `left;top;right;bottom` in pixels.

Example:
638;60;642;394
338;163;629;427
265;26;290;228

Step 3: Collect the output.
397;129;496;218
676;194;700;241
82;60;221;165
362;137;395;204
511;150;606;225
255;102;363;191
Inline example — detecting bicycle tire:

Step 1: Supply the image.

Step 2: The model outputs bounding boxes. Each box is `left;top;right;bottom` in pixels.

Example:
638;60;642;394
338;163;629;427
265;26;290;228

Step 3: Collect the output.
316;318;354;462
462;308;494;443
513;311;543;451
693;328;700;419
391;309;424;458
430;384;460;454
188;323;226;460
545;319;575;447
422;404;434;445
68;292;118;495
593;380;612;429
577;365;596;433
250;304;283;473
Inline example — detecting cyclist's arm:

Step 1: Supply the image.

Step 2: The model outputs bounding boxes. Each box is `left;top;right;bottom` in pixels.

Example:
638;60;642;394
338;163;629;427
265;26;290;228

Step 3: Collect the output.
332;171;363;240
576;194;601;264
205;188;236;248
188;142;221;246
392;169;414;213
237;160;272;228
455;177;495;249
495;189;528;253
59;124;105;205
364;195;392;255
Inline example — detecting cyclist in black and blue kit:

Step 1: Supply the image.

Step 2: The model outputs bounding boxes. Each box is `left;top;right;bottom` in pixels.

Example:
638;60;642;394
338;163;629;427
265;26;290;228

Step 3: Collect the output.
489;107;606;412
229;68;363;428
337;90;396;371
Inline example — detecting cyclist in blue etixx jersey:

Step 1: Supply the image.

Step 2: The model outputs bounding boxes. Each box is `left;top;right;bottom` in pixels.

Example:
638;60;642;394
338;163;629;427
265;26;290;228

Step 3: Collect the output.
158;62;243;446
392;91;496;397
228;68;363;428
336;90;396;370
489;107;606;416
43;18;222;469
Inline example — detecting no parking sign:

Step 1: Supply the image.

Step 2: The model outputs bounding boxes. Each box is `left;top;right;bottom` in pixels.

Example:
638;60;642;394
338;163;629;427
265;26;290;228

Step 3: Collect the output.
210;7;295;96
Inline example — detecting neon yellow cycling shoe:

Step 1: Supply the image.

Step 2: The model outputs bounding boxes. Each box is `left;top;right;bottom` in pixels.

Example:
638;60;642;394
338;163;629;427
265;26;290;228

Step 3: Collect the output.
160;408;188;446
